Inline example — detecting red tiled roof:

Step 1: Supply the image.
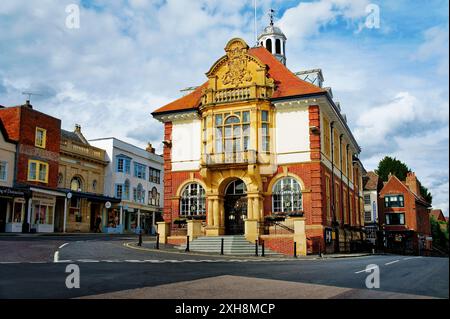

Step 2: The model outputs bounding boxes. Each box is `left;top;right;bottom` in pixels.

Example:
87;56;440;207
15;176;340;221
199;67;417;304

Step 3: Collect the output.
364;171;380;191
152;46;325;115
0;106;21;142
430;209;445;221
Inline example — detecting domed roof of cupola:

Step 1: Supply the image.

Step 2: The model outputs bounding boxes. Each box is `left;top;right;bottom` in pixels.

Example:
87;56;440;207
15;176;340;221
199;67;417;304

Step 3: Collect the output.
258;25;286;40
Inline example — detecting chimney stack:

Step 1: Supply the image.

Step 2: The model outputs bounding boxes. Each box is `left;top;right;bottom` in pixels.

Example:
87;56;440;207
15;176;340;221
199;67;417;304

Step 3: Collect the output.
25;100;33;109
405;172;420;196
75;124;81;133
146;143;155;154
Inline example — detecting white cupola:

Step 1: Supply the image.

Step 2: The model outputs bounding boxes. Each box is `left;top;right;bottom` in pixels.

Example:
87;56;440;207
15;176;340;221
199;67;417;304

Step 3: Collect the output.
257;9;287;65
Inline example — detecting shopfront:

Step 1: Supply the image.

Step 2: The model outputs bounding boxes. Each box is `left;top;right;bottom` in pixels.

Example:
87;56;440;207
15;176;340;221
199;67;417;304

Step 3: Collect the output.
0;186;28;233
29;188;66;233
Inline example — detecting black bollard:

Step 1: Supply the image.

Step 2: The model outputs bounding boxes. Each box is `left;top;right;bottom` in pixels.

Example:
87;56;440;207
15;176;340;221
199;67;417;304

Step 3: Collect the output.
221;238;224;255
185;235;190;252
255;240;259;257
261;240;265;257
156;233;160;250
138;231;142;247
294;242;297;258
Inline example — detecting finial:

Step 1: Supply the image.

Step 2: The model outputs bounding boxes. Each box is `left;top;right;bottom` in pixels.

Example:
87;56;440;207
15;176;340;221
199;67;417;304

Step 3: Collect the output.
269;8;275;26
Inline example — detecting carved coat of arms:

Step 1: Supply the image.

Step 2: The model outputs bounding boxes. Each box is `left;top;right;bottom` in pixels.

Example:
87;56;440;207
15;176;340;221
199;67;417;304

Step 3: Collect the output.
222;42;253;87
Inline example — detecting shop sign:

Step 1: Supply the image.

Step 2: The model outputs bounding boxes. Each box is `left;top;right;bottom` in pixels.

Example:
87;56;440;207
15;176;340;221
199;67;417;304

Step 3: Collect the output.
105;201;112;209
0;187;26;197
325;228;333;244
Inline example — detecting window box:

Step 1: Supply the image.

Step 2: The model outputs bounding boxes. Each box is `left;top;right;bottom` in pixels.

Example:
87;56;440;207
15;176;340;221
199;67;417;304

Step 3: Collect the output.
265;215;286;222
287;212;304;218
173;218;187;226
186;215;207;221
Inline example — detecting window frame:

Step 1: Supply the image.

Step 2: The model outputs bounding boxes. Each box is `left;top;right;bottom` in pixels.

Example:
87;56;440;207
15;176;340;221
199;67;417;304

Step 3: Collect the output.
272;177;303;214
214;111;250;154
385;212;405;225
27;160;49;183
134;162;147;180
35;127;47;149
180;183;206;217
384;195;405;208
0;161;7;181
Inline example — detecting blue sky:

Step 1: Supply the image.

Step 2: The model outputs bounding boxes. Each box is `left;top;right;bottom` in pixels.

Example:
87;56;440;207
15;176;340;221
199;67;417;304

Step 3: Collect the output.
0;0;448;214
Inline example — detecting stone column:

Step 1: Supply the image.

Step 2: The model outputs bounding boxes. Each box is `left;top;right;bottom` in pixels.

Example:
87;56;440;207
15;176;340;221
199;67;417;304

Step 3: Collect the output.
207;199;214;227
247;197;254;220
213;199;219;227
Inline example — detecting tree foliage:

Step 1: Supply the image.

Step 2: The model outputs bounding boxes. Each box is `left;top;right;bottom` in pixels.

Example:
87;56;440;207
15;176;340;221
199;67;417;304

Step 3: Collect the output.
375;156;433;204
430;216;449;251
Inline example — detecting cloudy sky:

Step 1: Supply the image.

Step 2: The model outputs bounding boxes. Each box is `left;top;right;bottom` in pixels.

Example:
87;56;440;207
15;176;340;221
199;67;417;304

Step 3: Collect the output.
0;0;448;214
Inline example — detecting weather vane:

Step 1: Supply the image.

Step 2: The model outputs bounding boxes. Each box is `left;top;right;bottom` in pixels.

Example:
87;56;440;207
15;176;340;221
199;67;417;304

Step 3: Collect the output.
269;8;275;26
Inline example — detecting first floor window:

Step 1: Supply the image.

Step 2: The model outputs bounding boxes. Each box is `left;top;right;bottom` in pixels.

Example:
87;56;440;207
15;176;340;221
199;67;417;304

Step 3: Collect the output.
272;177;302;213
385;195;404;208
133;184;145;204
149;187;160;206
385;213;405;225
28;160;49;183
115;184;123;199
0;161;7;181
180;183;206;216
364;194;371;205
149;168;161;184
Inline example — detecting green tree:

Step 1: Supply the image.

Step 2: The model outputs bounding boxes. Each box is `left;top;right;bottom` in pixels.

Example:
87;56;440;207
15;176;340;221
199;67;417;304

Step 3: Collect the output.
375;156;432;204
375;156;410;182
430;216;449;251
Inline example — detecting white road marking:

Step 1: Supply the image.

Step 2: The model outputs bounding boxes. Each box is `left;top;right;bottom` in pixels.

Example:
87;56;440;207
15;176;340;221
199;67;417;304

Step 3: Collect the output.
385;260;400;266
57;260;73;263
77;259;100;263
53;251;59;263
355;266;378;274
403;256;423;261
0;262;21;264
59;243;69;249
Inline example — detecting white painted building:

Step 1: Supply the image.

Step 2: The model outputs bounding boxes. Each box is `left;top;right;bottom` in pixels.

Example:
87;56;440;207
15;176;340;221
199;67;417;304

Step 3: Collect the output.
89;138;164;234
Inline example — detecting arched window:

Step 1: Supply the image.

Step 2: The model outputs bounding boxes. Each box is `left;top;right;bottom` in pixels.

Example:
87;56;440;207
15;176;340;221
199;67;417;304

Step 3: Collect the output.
70;176;83;192
137;184;145;204
214;112;250;155
180;183;206;216
57;173;64;187
266;38;273;53
272;177;302;213
123;179;130;200
149;187;160;206
275;39;281;54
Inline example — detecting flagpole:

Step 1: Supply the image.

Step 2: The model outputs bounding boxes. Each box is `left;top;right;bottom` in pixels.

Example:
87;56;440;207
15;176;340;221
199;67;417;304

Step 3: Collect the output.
254;0;257;45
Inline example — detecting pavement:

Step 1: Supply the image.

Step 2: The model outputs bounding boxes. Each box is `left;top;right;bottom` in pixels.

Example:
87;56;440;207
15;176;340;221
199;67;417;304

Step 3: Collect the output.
0;234;448;299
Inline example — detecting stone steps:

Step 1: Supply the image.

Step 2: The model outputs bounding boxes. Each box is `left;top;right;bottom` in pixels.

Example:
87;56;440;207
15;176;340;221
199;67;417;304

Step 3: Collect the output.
176;235;281;256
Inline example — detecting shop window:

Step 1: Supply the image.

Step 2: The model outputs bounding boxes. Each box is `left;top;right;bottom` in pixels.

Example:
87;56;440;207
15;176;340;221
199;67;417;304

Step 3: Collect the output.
35;127;47;149
9;201;25;223
272;177;302;213
180;183;206;216
32;202;54;225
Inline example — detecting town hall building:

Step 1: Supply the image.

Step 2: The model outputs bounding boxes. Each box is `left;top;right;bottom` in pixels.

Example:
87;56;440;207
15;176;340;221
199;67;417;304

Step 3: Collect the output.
152;21;365;255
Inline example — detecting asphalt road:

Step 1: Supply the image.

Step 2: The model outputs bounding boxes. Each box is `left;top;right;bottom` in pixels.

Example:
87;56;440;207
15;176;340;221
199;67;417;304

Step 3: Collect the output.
0;235;448;299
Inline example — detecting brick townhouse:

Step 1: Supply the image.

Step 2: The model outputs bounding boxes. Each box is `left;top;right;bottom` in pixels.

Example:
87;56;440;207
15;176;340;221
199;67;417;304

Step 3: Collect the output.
0;101;65;233
379;172;432;254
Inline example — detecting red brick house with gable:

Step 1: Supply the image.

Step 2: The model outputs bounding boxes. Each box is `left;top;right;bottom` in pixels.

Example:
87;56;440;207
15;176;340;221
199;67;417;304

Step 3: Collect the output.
379;172;432;253
0;101;64;233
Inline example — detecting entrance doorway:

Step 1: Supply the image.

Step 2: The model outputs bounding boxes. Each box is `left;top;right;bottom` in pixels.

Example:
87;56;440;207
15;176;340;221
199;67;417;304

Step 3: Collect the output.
224;180;247;235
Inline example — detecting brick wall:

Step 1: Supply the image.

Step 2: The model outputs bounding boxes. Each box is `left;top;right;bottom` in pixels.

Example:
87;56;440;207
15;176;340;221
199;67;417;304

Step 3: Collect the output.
260;235;294;256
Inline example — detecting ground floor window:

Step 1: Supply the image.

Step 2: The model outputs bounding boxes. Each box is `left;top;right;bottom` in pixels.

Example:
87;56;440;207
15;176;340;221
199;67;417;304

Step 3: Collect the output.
180;183;206;216
9;200;25;223
32;201;54;225
385;213;405;225
272;177;302;213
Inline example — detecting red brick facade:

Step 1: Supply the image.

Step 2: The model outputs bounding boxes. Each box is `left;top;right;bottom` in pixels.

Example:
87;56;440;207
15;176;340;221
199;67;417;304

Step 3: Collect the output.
159;105;365;255
0;105;61;189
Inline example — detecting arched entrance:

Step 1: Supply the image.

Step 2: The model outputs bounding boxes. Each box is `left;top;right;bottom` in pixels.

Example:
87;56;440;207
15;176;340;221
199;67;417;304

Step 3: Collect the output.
224;179;247;235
